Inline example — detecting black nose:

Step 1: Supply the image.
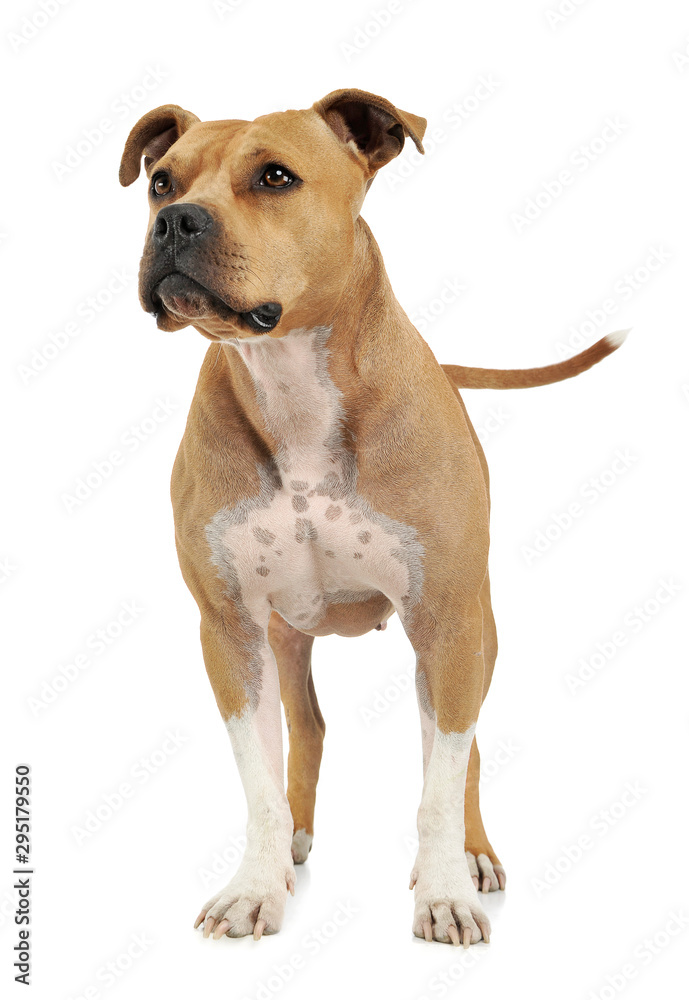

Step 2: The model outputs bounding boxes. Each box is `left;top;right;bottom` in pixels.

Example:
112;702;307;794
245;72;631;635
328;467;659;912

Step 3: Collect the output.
152;204;212;249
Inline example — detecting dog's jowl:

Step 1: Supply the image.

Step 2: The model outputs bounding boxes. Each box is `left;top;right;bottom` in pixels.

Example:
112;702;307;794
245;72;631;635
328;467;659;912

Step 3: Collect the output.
120;89;626;946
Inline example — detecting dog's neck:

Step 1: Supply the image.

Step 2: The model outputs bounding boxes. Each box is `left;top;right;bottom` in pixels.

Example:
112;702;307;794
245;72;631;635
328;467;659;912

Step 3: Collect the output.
217;219;416;477
229;324;346;479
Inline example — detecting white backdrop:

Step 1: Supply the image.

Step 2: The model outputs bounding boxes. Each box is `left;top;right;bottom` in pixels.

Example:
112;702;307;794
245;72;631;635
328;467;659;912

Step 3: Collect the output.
3;1;688;998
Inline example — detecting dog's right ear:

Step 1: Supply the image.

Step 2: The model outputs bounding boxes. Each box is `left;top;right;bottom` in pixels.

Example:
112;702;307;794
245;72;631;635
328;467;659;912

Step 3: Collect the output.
119;104;200;187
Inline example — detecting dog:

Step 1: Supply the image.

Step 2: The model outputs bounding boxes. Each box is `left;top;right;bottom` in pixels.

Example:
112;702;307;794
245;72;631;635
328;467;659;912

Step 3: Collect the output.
119;89;626;947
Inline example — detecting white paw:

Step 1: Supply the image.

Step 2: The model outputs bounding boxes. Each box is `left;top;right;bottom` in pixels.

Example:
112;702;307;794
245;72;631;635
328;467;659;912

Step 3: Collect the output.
465;851;506;893
195;859;296;940
410;859;490;946
291;828;313;865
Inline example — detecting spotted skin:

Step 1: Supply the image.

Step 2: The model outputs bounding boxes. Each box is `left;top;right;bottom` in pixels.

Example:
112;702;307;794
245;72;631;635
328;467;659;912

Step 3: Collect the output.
205;327;424;637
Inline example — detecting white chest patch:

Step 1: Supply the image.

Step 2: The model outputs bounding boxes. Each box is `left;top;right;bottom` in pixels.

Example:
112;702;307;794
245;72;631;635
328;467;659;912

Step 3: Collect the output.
205;325;424;631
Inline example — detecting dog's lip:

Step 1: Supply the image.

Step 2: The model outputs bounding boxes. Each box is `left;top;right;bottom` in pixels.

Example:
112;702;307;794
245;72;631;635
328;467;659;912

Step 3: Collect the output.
166;293;209;319
152;273;230;319
150;273;282;333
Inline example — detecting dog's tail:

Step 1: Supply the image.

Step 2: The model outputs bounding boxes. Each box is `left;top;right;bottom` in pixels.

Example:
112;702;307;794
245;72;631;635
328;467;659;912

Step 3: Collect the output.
442;330;629;390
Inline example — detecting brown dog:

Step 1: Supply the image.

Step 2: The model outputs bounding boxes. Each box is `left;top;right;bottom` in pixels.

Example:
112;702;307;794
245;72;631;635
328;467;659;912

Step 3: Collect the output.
119;89;625;947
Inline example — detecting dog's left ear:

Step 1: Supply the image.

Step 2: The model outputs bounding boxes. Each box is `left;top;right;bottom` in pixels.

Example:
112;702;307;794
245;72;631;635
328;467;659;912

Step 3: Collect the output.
119;104;201;187
313;88;426;173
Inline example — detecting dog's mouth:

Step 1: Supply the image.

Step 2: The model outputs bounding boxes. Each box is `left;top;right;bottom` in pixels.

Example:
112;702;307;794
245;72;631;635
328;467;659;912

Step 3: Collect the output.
151;273;282;333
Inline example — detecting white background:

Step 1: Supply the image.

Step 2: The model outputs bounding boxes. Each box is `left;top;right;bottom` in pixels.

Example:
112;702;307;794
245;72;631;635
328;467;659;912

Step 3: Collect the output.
2;1;688;998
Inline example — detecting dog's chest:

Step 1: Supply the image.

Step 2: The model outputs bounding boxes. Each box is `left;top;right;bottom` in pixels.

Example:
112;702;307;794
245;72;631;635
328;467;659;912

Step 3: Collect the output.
205;327;423;630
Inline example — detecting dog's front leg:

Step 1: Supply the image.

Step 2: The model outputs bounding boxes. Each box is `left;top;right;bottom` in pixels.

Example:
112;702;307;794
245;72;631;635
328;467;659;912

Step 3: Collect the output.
408;598;491;947
194;612;295;940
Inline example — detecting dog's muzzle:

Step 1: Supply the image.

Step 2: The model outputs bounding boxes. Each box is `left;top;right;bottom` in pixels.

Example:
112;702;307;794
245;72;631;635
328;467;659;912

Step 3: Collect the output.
144;203;282;332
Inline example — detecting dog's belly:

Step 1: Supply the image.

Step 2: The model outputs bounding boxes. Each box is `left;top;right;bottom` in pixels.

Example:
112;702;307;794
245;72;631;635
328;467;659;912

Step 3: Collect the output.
205;470;421;636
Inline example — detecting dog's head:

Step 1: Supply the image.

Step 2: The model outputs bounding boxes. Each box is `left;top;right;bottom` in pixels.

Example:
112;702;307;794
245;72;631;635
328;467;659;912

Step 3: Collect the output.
119;90;425;341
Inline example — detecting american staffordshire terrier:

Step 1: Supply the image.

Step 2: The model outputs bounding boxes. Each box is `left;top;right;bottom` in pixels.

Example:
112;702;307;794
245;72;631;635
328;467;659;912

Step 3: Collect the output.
119;89;626;946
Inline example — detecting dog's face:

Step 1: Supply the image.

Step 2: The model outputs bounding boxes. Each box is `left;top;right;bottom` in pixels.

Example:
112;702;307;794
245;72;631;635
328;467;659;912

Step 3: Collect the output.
120;90;425;341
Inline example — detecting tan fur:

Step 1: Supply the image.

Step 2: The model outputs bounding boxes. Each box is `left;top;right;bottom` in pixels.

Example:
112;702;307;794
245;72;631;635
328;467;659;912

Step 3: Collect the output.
268;612;324;850
443;331;624;389
120;90;623;943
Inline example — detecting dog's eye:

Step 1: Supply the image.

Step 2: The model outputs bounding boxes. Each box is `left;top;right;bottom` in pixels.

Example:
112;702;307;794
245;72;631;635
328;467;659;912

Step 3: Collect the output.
259;165;296;189
152;173;173;197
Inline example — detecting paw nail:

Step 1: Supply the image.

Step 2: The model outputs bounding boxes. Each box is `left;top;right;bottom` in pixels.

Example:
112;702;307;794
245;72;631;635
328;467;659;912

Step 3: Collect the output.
213;920;230;939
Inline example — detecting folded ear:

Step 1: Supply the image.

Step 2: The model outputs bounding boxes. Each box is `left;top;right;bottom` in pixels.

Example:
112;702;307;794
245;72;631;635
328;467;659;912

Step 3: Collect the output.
313;88;426;173
119;104;201;187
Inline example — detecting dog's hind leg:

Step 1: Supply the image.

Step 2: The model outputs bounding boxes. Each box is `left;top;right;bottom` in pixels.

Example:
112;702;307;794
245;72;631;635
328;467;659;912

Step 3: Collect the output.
446;382;506;894
268;612;325;865
464;572;506;893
